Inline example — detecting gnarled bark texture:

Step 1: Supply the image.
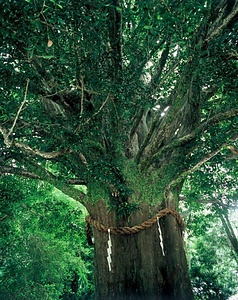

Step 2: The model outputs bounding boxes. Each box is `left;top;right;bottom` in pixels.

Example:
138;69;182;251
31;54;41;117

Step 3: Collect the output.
88;200;193;300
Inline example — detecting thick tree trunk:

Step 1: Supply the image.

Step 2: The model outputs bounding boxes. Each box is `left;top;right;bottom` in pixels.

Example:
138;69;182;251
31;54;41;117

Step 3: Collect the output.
88;202;193;300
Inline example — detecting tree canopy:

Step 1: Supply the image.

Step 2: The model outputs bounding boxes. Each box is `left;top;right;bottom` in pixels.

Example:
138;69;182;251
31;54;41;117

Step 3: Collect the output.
0;0;237;206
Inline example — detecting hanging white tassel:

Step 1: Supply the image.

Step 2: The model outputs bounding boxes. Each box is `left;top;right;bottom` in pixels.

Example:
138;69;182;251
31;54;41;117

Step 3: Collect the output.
157;217;165;256
107;229;112;271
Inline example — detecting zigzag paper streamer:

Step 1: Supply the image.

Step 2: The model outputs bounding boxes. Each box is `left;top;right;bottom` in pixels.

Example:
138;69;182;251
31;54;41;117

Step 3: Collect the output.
107;229;112;271
157;217;165;256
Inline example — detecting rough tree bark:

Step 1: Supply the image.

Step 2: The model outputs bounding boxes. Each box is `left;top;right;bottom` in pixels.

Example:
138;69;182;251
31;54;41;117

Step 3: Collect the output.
86;190;193;300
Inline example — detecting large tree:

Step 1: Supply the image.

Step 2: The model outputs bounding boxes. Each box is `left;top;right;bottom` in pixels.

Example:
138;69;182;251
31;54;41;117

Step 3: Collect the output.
0;0;237;299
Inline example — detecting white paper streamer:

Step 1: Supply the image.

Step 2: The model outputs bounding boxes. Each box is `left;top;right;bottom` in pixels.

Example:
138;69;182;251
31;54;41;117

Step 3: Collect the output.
157;217;165;256
107;229;112;271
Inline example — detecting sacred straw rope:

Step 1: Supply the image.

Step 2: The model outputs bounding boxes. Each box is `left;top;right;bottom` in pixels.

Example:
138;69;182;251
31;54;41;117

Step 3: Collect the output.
86;208;184;244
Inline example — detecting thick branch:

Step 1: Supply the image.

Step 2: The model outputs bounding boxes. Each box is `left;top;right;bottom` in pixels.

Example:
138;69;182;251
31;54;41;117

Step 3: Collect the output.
0;122;72;158
165;128;238;197
206;107;238;124
206;1;238;42
144;107;238;168
158;60;179;88
0;165;86;185
164;144;227;196
14;142;72;158
135;116;163;164
0;163;87;205
0;165;41;180
149;40;170;88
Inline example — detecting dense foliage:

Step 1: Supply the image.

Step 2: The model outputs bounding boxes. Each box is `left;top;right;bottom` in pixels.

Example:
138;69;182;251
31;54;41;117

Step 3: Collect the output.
182;163;238;299
184;203;238;299
0;0;237;204
0;0;237;298
0;176;94;300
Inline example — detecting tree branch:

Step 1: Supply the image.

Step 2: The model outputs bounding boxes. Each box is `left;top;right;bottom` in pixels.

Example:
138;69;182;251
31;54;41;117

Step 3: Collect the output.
75;93;111;132
144;107;238;168
80;75;84;116
135;114;166;164
205;1;238;42
0;121;72;159
14;141;72;159
0;125;10;146
164;142;231;196
0;165;41;180
0;163;87;205
0;80;31;147
149;40;170;88
215;204;238;256
158;60;179;88
6;79;30;141
0;165;86;185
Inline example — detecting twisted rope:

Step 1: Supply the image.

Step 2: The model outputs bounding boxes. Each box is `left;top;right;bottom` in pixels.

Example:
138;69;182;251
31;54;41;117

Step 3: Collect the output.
86;208;184;244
